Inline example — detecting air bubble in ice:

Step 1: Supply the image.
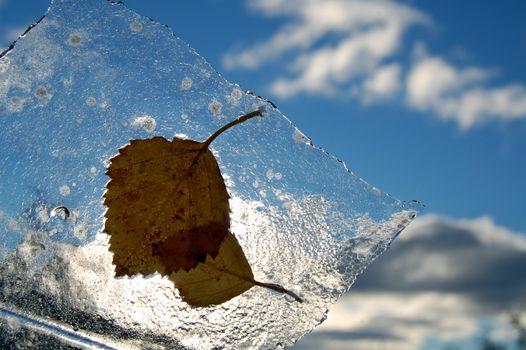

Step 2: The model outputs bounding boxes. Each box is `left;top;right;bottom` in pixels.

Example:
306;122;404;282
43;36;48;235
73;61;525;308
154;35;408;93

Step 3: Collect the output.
274;172;283;180
50;206;70;220
227;87;243;106
86;96;96;106
34;86;50;99
89;166;97;174
8;96;24;112
131;114;157;132
293;128;305;143
59;185;71;196
130;21;143;33
208;100;222;116
181;113;189;120
180;77;193;90
73;219;88;240
99;100;110;111
62;77;74;87
266;169;274;180
68;32;83;47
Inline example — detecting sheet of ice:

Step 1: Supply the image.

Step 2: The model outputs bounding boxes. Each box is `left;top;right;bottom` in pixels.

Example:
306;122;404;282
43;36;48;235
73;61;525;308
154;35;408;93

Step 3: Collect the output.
0;0;422;348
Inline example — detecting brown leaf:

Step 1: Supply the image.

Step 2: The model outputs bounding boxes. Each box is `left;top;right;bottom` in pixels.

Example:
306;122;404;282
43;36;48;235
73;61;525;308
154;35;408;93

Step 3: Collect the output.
104;110;303;306
104;137;229;276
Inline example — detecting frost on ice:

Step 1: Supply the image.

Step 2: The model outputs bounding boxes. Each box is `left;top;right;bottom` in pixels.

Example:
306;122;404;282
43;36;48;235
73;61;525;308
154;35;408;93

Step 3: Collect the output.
0;0;421;349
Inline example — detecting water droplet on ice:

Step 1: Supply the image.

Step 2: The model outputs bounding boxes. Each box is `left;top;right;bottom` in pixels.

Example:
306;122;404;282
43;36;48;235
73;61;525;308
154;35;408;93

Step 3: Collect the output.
180;77;193;90
59;185;71;196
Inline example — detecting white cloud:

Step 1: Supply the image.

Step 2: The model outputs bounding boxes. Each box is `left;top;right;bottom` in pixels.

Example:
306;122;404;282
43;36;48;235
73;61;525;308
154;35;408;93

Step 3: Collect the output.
361;63;401;103
223;0;428;98
296;215;526;349
225;0;526;129
406;56;526;128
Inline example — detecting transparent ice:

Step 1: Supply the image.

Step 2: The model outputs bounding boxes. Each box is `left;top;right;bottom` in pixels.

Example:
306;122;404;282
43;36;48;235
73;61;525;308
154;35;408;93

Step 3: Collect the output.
0;0;422;348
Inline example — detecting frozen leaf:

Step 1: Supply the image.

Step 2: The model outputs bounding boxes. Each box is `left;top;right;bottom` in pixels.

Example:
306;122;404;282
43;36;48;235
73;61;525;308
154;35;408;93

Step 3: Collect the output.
0;0;422;349
105;111;301;306
104;136;230;277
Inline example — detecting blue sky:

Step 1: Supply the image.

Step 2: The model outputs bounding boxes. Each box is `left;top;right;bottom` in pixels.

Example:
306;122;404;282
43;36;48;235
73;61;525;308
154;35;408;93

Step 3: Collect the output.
1;0;526;349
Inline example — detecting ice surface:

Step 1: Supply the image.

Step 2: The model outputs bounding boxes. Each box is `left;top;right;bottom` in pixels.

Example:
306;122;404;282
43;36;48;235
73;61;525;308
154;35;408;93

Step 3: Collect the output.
0;0;422;348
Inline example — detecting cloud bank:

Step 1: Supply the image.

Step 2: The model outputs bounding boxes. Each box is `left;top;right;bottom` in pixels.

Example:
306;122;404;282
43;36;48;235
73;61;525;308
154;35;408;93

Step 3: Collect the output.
295;215;526;349
224;0;526;129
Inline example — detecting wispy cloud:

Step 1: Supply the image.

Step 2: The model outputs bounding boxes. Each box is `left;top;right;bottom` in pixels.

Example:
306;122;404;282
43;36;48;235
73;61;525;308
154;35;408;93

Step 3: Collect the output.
224;0;526;129
360;63;401;103
296;215;526;349
407;54;526;129
223;0;428;98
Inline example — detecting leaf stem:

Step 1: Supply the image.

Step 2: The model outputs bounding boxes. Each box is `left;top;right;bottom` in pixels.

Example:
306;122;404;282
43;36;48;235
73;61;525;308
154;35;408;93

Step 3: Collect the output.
186;109;264;174
203;109;264;148
253;280;304;303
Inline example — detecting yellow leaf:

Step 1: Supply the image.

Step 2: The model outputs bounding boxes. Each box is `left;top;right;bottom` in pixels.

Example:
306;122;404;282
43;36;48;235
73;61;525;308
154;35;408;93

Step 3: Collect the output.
171;232;255;306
